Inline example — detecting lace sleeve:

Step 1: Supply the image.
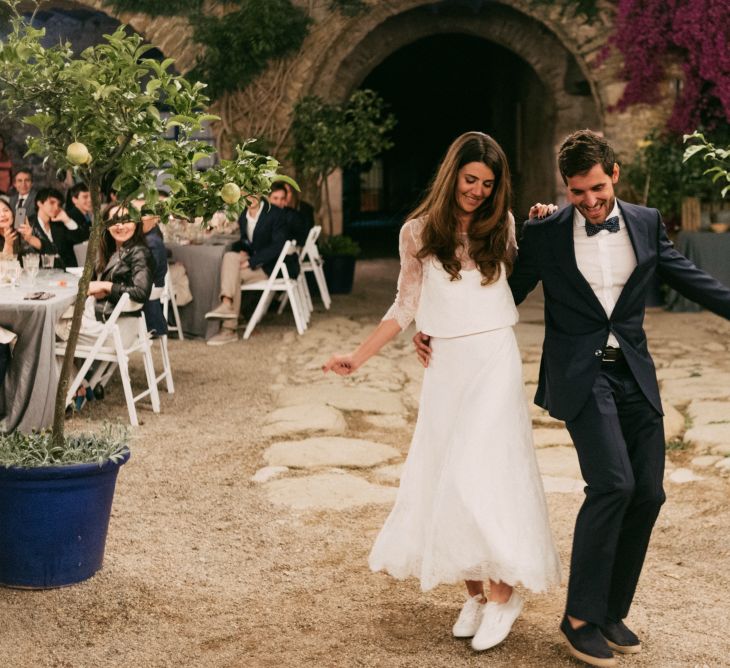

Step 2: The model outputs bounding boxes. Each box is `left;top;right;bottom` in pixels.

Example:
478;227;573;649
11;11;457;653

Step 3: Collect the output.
382;220;424;330
507;211;518;253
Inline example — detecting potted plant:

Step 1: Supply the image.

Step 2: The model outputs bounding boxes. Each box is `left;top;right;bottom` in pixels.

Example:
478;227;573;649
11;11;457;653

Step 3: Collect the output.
318;233;361;295
0;0;294;588
289;89;394;293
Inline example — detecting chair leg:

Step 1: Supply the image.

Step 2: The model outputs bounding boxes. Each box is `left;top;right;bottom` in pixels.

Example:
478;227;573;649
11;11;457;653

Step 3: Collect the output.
301;274;313;315
277;293;289;315
140;327;161;414
287;285;306;335
243;288;272;340
159;335;174;393
313;263;331;309
170;295;184;340
113;331;139;427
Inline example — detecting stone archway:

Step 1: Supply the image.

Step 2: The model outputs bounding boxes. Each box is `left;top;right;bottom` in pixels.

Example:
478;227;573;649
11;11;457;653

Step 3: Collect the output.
302;1;601;230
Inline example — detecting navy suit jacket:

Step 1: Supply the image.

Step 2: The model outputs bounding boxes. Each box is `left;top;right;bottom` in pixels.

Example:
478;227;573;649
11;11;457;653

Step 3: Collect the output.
508;200;730;421
235;205;299;278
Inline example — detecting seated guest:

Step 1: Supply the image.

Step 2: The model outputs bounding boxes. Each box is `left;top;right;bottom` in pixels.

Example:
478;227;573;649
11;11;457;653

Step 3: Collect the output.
9;168;37;219
204;193;299;346
55;205;153;405
66;182;93;241
141;213;168;337
20;187;83;268
269;181;307;247
284;182;315;240
0;195;20;257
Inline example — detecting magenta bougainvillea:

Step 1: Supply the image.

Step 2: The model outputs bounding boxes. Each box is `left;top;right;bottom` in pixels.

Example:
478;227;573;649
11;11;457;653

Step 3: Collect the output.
609;0;730;134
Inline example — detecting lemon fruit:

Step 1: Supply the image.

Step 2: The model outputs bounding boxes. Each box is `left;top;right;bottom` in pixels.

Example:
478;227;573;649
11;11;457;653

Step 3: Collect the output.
220;182;241;204
66;142;90;166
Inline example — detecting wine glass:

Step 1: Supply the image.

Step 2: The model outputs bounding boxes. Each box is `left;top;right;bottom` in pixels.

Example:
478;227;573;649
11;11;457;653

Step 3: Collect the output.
23;253;39;286
7;260;21;289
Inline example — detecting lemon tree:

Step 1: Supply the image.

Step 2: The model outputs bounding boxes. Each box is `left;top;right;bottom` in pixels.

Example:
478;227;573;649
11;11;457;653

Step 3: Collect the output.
0;0;295;446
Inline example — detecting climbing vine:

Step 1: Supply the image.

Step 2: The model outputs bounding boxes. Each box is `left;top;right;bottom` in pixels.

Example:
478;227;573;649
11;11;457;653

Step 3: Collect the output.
606;0;729;134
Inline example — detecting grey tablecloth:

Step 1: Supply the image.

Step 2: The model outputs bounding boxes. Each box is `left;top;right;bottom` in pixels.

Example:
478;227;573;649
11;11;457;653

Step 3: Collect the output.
0;272;79;433
665;231;730;312
167;240;235;339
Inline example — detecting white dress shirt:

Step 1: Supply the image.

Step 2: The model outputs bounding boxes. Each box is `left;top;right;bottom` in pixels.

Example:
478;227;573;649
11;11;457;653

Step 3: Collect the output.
573;202;636;349
246;206;262;243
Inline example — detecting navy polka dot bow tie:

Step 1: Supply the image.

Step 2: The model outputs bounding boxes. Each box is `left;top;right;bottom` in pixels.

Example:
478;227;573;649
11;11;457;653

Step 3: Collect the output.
585;215;620;237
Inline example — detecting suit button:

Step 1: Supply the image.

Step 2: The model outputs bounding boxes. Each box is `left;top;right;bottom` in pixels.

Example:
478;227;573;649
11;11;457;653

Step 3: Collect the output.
594;349;603;357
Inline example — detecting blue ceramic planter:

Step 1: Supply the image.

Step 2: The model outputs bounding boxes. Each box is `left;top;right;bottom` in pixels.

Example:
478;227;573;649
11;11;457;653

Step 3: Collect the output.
0;450;130;588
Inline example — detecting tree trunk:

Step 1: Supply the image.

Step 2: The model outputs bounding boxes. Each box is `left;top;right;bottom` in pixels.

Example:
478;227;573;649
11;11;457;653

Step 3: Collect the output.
51;172;103;447
322;171;334;237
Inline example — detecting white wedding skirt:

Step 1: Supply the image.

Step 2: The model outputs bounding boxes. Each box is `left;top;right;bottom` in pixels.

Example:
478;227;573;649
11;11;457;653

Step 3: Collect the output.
369;326;561;592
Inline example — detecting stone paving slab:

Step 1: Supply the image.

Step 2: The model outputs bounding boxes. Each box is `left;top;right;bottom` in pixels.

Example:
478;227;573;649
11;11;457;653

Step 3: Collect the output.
264;437;400;469
275;385;405;415
668;468;704;484
687;400;730;426
691;455;722;468
541;476;584;494
536;446;582;479
262;403;347;438
533;428;574;448
661;374;730;404
663;404;686;443
373;463;403;483
684;423;730;455
265;472;397;510
251;466;289;483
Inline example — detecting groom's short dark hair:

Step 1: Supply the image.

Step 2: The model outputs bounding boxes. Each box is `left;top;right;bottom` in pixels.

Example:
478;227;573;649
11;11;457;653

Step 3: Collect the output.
558;130;616;184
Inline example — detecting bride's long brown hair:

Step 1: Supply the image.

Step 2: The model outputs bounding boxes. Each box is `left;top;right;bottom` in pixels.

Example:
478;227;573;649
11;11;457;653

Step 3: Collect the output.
410;132;513;284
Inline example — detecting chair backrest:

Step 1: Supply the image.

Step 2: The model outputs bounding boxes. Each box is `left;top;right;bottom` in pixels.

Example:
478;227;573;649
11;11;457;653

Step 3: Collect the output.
62;293;131;359
300;225;322;264
266;239;295;283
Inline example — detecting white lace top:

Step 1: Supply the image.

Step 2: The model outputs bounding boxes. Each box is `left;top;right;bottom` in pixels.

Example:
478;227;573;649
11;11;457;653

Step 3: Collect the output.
383;214;517;331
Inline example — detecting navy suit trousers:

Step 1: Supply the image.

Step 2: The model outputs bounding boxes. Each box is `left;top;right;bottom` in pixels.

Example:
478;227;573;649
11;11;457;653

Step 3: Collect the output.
565;359;666;624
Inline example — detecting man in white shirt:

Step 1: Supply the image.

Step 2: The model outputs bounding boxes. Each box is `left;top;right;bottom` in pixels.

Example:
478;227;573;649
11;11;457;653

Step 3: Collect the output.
204;193;296;345
508;130;730;666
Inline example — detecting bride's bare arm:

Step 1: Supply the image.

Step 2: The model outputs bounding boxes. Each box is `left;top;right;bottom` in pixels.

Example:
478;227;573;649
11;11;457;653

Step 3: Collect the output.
323;319;402;376
324;220;423;376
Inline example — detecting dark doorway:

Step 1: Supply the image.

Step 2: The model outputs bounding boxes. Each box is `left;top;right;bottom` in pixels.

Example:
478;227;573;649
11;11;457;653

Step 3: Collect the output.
344;33;553;256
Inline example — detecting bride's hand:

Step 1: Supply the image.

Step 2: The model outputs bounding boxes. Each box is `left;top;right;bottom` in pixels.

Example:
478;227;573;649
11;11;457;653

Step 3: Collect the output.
322;353;359;376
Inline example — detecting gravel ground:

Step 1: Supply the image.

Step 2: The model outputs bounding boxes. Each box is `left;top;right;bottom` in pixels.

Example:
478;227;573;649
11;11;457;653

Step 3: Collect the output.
1;259;729;668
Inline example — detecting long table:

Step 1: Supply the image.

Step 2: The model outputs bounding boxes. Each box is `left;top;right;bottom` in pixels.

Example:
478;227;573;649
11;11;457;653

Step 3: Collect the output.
0;271;79;433
167;238;236;339
665;231;730;312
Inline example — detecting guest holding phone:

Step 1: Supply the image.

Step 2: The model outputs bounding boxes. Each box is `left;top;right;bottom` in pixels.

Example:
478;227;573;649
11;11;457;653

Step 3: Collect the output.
0;196;20;257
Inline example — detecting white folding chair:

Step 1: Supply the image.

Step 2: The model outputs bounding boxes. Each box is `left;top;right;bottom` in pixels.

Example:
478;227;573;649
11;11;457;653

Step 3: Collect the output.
149;285;174;394
241;240;307;339
277;243;312;324
160;268;184;340
299;226;331;309
55;294;161;427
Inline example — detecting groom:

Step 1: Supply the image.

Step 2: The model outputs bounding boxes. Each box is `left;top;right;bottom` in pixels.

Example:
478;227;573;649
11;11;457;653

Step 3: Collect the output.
415;129;730;666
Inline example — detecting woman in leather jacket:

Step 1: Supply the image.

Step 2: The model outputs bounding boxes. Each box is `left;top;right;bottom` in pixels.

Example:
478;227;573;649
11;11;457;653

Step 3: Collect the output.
57;205;153;347
89;205;154;322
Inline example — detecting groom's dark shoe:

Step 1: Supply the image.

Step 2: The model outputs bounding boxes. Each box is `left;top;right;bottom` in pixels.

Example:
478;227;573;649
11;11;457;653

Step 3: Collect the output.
560;615;617;667
600;620;641;654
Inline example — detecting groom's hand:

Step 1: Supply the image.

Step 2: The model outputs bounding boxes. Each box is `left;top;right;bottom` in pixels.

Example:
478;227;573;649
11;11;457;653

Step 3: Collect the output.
529;202;558;219
412;331;432;367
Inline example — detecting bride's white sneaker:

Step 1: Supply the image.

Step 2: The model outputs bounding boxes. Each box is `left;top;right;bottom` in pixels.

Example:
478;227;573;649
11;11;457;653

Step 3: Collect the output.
471;591;524;651
452;594;486;638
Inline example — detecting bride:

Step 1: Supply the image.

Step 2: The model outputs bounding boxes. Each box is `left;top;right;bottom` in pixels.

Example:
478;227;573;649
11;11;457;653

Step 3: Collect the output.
323;132;560;651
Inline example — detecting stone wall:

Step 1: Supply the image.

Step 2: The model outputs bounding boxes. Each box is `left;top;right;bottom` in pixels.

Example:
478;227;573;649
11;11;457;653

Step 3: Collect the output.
26;1;680;227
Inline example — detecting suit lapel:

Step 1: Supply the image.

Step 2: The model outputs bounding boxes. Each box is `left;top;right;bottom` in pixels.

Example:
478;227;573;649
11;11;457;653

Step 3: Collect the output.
550;206;606;317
